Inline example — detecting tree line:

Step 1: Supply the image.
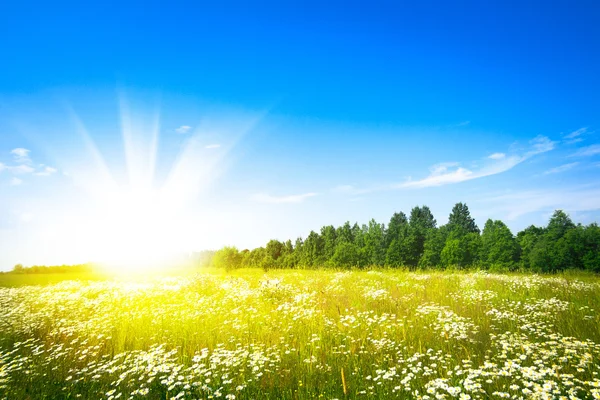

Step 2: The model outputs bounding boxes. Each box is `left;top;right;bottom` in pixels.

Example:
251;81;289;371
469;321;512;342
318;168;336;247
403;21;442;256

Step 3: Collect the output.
6;263;94;275
202;203;600;273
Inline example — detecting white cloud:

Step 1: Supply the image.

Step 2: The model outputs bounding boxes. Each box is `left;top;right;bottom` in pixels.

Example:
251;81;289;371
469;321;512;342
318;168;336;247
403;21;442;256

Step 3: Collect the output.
251;192;318;204
9;165;35;174
571;144;600;157
543;162;579;175
566;137;584;144
564;127;587;139
11;148;31;164
205;144;221;149
35;166;58;176
397;135;555;189
175;125;192;134
527;135;556;155
2;148;58;177
488;153;506;160
455;121;470;127
10;177;23;186
563;127;595;144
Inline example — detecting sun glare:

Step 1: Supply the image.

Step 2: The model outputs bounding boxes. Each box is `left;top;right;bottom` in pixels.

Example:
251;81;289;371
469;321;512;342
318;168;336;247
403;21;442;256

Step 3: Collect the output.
27;94;264;272
92;187;181;272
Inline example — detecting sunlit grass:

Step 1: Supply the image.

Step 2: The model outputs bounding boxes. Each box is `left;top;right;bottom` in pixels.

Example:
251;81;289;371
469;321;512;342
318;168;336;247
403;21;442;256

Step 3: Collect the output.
1;269;599;399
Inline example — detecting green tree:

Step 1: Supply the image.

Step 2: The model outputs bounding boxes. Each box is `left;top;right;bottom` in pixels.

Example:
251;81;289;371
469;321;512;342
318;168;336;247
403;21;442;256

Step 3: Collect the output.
480;219;519;270
582;223;600;272
546;210;575;241
244;247;267;268
529;238;553;272
363;219;386;266
351;223;364;248
302;230;325;267
385;212;408;248
406;206;437;267
516;225;544;269
331;242;364;268
293;238;304;266
441;239;462;267
419;227;446;269
384;212;409;267
336;221;354;245
447;202;479;237
321;225;337;261
212;246;243;271
530;210;577;272
265;240;285;262
440;232;480;268
385;239;407;267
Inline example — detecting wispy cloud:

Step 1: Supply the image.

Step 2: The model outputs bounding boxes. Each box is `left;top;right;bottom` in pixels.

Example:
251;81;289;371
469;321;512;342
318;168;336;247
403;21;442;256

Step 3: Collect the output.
543;162;579;175
10;177;23;186
35;166;58;176
396;135;555;189
564;127;587;139
455;120;470;127
478;185;600;220
571;144;600;157
2;149;57;177
563;127;590;144
251;192;318;204
175;125;192;134
330;136;557;195
9;165;35;174
205;144;221;149
528;135;556;153
11;148;31;164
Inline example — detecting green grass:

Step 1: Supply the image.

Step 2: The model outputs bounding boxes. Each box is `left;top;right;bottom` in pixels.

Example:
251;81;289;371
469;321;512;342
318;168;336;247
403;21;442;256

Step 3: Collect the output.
1;268;599;399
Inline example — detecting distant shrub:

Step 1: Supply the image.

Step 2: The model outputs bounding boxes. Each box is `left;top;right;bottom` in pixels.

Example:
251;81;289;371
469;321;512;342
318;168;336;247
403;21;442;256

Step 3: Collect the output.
212;247;243;271
10;263;94;274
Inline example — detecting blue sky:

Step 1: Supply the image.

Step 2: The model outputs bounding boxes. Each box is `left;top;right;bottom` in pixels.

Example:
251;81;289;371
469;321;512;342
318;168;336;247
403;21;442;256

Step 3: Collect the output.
1;1;599;269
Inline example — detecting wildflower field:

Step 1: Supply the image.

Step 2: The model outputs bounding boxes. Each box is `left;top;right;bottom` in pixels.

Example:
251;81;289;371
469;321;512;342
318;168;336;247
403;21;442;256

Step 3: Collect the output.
1;269;600;399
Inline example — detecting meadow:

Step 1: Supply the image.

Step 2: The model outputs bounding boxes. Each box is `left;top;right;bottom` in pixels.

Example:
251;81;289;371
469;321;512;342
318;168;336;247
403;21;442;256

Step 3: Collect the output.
1;269;599;399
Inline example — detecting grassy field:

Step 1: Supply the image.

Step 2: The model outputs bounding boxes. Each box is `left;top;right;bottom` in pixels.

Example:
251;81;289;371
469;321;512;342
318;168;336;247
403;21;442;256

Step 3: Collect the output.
1;269;599;399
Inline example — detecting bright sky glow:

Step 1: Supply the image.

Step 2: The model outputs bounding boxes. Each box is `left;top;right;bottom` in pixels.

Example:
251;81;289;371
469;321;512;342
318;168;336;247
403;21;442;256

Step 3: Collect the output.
0;1;599;269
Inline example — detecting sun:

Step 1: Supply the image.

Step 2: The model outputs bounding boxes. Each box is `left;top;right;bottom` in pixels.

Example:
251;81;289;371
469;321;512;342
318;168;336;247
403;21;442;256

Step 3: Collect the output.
90;187;187;272
37;93;264;272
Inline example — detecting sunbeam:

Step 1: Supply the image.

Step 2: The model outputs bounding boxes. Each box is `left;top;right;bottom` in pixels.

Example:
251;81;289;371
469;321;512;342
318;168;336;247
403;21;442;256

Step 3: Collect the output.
65;106;119;198
46;94;267;271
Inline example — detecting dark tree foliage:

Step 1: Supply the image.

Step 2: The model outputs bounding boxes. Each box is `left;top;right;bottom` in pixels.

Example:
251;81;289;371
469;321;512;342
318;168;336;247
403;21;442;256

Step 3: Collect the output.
363;219;386;266
386;212;408;248
336;222;354;245
480;219;519;271
321;225;337;261
406;206;437;267
419;226;447;268
516;225;544;269
205;204;600;273
447;202;479;237
265;240;285;261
